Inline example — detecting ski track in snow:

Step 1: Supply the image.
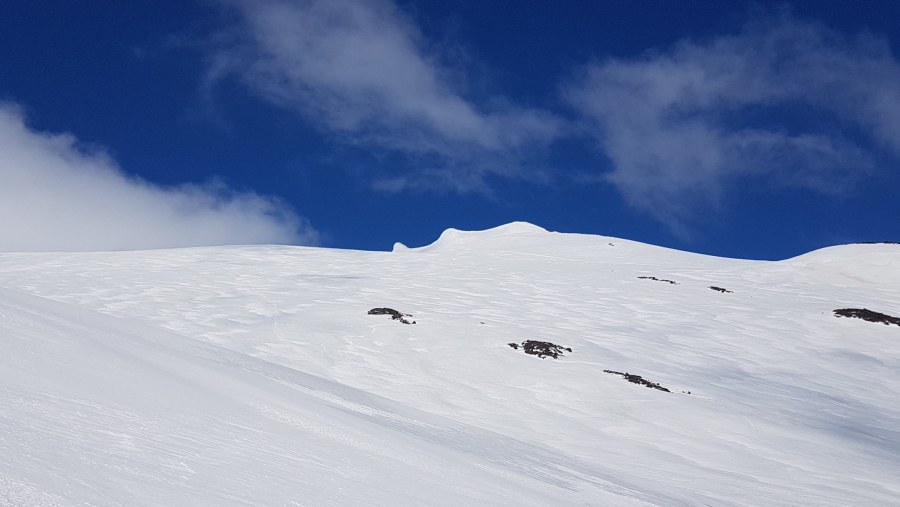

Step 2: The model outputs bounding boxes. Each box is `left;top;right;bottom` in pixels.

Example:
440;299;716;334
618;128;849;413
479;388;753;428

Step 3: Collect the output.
1;222;899;505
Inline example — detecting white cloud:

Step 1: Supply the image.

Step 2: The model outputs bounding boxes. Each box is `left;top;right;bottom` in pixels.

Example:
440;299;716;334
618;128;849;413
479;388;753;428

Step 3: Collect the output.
0;104;317;252
208;0;561;190
565;11;900;230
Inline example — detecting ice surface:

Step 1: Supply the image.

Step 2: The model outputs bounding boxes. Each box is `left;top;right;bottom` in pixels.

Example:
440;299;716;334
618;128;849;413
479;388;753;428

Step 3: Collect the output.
1;224;899;505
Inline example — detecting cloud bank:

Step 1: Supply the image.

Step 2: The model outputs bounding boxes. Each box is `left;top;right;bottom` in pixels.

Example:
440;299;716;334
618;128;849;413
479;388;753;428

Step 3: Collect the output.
0;104;317;252
565;12;900;230
209;0;562;191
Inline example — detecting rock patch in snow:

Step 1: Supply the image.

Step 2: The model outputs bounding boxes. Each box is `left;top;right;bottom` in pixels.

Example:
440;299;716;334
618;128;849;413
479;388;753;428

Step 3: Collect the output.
603;370;671;393
638;276;678;285
834;308;900;327
509;340;572;359
710;286;733;293
368;307;416;325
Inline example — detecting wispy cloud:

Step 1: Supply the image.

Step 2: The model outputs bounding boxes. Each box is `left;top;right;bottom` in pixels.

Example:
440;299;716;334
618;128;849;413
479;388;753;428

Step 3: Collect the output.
565;10;900;231
207;0;562;191
0;103;317;252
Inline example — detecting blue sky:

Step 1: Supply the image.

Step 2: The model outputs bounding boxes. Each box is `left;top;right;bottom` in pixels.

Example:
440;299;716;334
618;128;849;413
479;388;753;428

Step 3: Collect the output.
2;1;899;259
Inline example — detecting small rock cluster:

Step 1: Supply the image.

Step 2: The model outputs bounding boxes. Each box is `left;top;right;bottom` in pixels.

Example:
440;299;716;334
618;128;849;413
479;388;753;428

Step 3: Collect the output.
508;340;572;359
368;307;416;325
834;308;900;327
637;276;678;285
709;286;733;293
603;370;671;392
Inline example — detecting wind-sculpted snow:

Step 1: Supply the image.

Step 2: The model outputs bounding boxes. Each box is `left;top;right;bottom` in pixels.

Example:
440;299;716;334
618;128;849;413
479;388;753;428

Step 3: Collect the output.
0;288;651;506
1;223;899;505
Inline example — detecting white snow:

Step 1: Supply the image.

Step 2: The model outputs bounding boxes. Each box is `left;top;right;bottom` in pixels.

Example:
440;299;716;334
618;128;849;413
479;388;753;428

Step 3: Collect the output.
1;224;899;505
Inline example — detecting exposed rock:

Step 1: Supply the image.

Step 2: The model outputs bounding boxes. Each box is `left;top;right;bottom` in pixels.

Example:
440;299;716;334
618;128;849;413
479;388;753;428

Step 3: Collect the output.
834;308;900;327
368;307;404;317
638;276;678;285
603;370;671;392
368;307;416;325
709;286;733;293
509;340;571;359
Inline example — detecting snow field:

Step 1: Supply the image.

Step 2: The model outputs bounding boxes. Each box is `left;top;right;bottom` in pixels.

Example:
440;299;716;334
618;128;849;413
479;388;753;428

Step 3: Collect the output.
1;223;899;505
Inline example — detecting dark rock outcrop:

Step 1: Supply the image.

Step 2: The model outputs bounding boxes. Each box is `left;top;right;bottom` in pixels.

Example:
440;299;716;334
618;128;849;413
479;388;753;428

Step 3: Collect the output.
709;286;733;293
638;276;678;285
603;370;671;392
834;308;900;327
509;340;571;359
523;340;572;359
368;307;416;325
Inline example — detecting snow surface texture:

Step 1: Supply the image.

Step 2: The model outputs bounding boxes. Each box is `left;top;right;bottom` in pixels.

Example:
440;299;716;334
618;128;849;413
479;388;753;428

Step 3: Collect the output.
1;222;899;506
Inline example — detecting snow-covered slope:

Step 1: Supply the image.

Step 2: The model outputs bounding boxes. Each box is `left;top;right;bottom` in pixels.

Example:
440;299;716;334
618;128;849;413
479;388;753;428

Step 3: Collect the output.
1;223;899;506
